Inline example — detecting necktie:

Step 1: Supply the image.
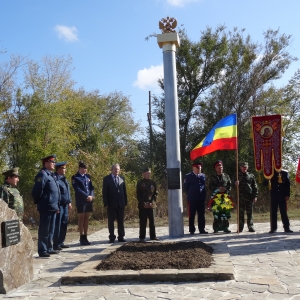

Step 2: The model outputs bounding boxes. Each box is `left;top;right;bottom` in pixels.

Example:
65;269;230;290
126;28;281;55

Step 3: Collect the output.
114;176;118;186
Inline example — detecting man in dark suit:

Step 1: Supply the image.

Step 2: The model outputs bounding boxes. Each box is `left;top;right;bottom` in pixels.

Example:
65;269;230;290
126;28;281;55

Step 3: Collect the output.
102;163;127;243
265;169;293;233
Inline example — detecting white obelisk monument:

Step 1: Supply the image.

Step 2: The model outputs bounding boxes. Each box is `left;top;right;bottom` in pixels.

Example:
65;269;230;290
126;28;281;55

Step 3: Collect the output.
157;17;184;237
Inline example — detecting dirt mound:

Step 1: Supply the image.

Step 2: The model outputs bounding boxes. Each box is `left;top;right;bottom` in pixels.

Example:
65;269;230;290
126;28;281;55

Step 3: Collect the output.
96;241;213;271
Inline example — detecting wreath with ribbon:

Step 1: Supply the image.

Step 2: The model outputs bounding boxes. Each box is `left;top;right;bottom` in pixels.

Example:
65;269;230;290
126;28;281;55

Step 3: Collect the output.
207;189;234;220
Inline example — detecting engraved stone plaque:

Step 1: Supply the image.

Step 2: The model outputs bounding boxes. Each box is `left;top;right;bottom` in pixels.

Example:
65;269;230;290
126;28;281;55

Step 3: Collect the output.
167;168;180;189
1;220;20;247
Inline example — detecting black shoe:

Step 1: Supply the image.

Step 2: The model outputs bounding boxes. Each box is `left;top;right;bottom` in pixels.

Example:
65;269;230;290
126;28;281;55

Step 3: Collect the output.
139;239;145;242
109;239;115;243
39;252;50;258
190;232;195;235
53;246;62;250
118;238;126;242
213;230;218;233
84;235;91;245
249;228;255;232
200;230;208;234
150;237;159;240
48;250;60;254
269;229;277;233
60;245;70;248
79;235;88;245
284;229;293;233
223;229;231;233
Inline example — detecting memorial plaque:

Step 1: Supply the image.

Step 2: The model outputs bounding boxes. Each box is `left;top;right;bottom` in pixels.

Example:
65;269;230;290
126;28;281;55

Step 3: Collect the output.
1;220;20;247
167;168;181;189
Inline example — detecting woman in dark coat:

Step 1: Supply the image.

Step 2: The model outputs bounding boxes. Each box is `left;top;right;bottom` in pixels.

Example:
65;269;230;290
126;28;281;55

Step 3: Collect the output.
71;161;94;245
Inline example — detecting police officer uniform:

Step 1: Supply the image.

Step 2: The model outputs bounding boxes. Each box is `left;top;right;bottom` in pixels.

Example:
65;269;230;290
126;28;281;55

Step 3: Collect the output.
237;162;258;232
136;167;158;241
53;162;72;250
32;154;61;257
184;160;207;234
268;170;293;233
0;167;24;221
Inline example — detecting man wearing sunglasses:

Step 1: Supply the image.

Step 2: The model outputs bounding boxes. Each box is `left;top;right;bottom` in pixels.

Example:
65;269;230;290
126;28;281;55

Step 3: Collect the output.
32;154;61;258
184;160;208;235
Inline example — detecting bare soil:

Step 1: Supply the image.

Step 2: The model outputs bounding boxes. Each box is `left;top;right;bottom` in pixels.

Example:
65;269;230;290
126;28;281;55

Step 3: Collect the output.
96;241;213;271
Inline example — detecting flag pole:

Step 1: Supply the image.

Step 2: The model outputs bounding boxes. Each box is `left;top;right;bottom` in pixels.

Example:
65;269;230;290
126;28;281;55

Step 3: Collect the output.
236;147;240;234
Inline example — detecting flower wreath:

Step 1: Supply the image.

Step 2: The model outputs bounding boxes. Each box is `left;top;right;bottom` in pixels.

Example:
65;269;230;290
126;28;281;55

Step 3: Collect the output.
207;189;234;220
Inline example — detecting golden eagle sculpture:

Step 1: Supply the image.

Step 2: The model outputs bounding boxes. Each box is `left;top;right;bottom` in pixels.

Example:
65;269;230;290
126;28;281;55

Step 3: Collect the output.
159;17;177;33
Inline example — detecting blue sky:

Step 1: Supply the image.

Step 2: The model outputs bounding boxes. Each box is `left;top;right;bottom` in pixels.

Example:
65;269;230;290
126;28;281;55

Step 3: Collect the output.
1;0;300;130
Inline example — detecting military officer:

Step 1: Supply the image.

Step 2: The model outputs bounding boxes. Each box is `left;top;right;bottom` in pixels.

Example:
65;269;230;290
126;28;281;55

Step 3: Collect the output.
235;162;258;232
0;167;24;221
266;169;293;233
136;167;158;242
53;162;72;250
184;160;208;234
32;154;61;258
209;160;232;233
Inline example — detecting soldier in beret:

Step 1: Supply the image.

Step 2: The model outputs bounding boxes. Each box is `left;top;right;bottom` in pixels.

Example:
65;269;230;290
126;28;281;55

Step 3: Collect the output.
235;162;258;232
32;154;61;258
0;167;24;221
53;162;72;250
184;160;208;234
209;160;232;233
136;167;158;242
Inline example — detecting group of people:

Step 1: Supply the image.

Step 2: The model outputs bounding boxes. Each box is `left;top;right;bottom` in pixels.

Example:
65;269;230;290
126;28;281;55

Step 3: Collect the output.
0;155;293;258
0;155;159;257
184;159;293;235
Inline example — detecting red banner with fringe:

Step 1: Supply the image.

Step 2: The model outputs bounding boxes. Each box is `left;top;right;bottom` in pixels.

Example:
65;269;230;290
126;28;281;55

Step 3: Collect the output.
251;115;282;179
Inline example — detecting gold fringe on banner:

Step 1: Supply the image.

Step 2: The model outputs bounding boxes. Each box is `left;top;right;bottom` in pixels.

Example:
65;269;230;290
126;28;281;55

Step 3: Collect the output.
268;179;271;190
258;173;262;184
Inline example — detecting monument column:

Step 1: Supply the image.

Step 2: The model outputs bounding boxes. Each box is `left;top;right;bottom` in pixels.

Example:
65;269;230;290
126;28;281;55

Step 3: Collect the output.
157;17;184;237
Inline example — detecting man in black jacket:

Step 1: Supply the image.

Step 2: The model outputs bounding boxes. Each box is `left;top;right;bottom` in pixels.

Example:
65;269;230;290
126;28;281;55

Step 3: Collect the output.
265;170;293;233
102;163;127;243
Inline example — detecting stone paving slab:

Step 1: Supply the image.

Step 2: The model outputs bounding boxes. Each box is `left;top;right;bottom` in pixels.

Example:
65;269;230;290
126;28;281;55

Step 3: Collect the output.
2;220;300;299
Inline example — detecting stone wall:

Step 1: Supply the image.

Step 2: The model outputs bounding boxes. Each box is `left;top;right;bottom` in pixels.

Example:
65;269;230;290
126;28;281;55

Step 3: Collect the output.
0;200;34;294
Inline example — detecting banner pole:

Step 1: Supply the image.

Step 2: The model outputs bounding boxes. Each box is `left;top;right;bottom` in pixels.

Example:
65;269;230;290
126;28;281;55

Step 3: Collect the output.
236;148;239;233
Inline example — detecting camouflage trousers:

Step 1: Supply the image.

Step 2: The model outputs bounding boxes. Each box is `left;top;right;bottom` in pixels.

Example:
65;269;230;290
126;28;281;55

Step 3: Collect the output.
239;197;254;231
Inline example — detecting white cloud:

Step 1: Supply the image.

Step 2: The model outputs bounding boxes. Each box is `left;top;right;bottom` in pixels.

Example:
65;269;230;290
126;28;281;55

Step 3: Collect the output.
133;65;163;90
54;25;79;42
166;0;199;7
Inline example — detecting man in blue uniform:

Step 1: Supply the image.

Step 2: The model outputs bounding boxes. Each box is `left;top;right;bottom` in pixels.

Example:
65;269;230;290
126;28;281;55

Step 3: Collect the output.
53;162;72;250
32;154;61;258
184;160;208;234
267;170;293;233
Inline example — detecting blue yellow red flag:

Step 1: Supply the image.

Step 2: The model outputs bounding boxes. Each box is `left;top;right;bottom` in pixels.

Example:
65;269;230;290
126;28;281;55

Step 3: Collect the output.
190;114;237;160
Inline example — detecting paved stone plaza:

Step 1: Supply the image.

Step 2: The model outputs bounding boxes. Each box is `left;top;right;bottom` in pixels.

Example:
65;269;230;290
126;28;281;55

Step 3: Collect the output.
2;220;300;299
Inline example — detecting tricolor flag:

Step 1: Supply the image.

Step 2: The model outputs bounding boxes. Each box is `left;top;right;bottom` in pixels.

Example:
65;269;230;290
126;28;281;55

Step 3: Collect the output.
190;114;238;160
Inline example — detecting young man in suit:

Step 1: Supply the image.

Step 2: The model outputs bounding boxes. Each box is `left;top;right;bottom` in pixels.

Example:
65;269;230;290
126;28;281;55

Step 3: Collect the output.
102;163;127;243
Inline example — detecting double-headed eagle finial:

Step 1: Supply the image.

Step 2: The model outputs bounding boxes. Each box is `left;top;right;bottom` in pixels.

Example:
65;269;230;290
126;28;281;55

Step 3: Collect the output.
159;17;177;33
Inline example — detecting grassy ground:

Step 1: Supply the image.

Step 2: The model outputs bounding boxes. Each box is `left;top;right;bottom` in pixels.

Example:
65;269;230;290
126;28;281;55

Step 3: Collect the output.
28;208;300;245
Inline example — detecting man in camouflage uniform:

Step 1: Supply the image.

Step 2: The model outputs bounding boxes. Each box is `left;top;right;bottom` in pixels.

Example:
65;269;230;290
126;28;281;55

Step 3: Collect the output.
235;162;258;232
136;167;158;242
0;167;24;221
209;160;232;233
